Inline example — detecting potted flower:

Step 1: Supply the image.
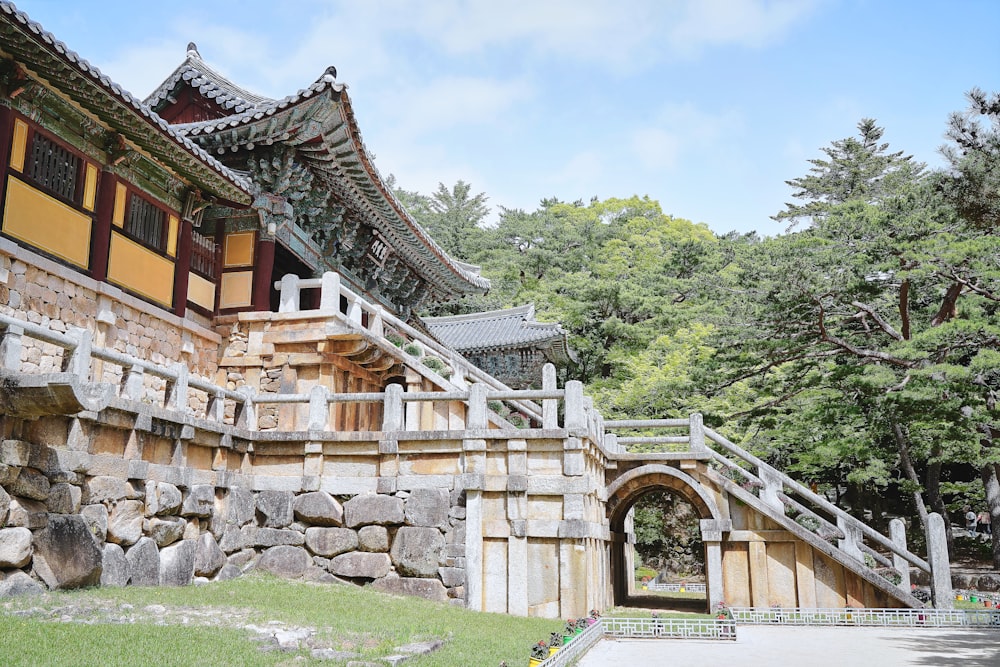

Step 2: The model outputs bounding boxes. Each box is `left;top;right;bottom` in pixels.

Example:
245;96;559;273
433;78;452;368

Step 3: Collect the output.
528;640;548;667
547;632;563;657
715;601;733;620
588;609;601;625
562;619;576;645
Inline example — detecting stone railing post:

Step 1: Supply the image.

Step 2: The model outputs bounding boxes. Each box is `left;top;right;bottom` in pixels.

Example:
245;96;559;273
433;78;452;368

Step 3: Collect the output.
319;271;341;311
382;383;403;432
278;273;299;313
166;361;189;412
307;384;330;431
0;323;23;372
467;383;488;430
235;387;257;431
542;363;558;428
758;467;784;513
449;354;467;388
836;516;864;563
63;327;93;382
121;364;145;401
206;389;226;423
927;512;954;609
564;380;586;433
404;370;421;431
347;295;363;325
689;413;707;452
889;518;912;593
370;306;385;337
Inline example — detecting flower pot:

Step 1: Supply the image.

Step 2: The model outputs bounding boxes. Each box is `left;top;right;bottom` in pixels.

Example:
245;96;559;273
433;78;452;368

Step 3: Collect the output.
563;635;575;645
528;658;543;667
548;646;560;657
574;627;583;636
972;596;979;603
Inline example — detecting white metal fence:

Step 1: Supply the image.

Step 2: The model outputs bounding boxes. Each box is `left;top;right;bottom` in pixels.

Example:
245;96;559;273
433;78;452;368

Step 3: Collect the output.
730;607;1000;627
647;583;707;593
600;616;737;640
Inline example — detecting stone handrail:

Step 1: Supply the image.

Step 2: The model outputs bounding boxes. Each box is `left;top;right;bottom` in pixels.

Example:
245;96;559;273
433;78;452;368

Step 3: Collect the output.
0;308;583;437
702;426;931;575
601;415;934;600
271;271;544;424
0;313;256;429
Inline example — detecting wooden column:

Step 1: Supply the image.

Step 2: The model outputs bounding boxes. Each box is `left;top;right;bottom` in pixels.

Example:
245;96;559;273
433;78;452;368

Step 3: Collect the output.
172;217;193;317
0;108;13;190
89;170;117;282
253;236;275;311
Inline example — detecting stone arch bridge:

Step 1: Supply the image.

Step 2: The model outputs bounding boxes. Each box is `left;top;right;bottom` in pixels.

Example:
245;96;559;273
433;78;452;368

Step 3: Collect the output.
0;287;952;617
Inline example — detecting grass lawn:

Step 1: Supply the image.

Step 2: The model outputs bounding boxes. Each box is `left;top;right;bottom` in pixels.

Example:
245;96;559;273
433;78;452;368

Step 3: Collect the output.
0;575;564;666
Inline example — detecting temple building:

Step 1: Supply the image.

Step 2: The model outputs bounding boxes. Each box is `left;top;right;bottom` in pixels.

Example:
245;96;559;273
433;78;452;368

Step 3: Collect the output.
144;45;489;321
425;304;572;388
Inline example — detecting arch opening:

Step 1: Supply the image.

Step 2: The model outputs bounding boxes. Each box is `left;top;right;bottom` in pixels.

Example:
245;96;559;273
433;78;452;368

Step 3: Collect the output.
606;465;724;613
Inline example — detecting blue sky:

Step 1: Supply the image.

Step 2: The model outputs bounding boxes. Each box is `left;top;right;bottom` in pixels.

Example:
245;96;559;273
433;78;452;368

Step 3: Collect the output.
14;0;1000;237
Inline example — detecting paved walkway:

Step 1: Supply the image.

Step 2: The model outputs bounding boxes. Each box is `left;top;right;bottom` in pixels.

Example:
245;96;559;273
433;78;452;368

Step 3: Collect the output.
576;625;1000;667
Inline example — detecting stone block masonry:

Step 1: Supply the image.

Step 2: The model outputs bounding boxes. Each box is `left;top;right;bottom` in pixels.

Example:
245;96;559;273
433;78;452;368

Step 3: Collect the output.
0;436;469;603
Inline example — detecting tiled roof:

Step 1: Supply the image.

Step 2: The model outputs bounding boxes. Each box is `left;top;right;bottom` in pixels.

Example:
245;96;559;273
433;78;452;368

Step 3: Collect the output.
144;43;274;114
424;304;568;352
146;51;489;298
0;2;253;204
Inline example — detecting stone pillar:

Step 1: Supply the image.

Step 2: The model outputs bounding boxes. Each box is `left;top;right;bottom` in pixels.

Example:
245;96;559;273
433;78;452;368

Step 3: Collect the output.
404;370;422;431
278;273;299;313
467;383;488;430
319;271;340;311
307;385;330;431
889;518;912;593
927;512;954;609
382;383;403;432
689;413;706;452
542;363;558;429
0;323;23;372
507;439;529;616
465;488;484;611
564;380;586;433
700;519;729;611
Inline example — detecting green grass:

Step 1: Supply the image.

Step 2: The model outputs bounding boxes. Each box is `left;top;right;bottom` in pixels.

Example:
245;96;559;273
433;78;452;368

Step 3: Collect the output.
0;575;564;667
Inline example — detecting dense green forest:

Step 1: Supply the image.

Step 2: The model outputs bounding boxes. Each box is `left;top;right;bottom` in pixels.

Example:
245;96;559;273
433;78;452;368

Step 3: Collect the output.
394;90;1000;571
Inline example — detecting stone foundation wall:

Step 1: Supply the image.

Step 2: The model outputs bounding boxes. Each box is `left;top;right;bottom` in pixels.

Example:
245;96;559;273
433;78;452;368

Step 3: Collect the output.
0;438;467;602
0;240;222;397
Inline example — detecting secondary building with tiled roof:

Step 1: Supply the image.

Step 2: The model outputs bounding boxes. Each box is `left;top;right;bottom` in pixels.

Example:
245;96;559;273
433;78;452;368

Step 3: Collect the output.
424;304;573;388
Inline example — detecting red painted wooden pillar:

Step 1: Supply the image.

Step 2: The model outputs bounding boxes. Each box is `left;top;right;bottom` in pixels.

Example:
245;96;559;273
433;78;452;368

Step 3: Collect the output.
253;235;275;311
172;217;193;317
89;170;117;282
0;108;14;188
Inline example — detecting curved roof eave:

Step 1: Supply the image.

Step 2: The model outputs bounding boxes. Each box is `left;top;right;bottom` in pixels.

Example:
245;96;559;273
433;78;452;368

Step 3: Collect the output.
0;2;253;205
169;69;489;297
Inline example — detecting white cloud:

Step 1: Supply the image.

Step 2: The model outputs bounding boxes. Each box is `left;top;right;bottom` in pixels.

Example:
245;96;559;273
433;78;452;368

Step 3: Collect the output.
632;128;682;170
547;150;604;190
630;102;743;170
666;0;820;57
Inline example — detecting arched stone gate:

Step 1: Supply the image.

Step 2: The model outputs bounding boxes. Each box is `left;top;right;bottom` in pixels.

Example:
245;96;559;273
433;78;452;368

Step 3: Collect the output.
606;464;729;611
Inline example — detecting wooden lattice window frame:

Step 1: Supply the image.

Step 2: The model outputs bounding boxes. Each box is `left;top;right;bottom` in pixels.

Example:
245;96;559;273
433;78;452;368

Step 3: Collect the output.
9;117;95;210
124;192;167;252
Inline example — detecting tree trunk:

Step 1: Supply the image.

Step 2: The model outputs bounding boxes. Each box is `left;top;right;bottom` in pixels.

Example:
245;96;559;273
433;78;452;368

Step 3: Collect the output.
893;420;929;532
925;457;954;553
981;462;1000;570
